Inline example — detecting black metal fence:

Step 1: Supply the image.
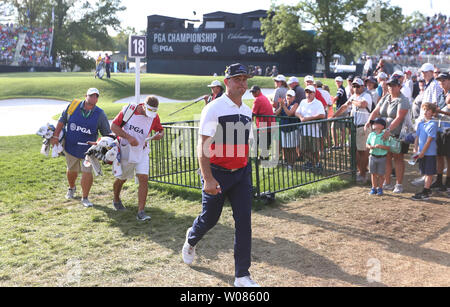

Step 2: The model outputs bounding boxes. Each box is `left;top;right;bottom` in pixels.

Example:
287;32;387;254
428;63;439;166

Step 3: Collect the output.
148;117;356;198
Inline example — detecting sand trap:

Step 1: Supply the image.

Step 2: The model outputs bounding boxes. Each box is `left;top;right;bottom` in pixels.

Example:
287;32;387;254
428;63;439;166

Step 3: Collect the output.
114;88;276;104
0;99;69;136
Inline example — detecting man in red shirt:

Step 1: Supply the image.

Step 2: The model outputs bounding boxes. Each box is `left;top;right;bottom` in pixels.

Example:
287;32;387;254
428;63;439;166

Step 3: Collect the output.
104;53;111;79
111;96;164;221
250;86;275;159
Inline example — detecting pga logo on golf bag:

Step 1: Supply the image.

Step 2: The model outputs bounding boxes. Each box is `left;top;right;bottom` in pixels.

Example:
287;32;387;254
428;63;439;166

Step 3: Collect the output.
70;123;92;135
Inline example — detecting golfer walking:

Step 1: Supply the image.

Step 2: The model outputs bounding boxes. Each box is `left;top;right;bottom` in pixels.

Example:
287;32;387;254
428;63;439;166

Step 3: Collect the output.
182;63;259;287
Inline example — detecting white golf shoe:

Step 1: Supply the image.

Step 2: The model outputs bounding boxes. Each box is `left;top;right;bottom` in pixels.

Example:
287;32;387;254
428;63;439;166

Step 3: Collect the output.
182;227;196;265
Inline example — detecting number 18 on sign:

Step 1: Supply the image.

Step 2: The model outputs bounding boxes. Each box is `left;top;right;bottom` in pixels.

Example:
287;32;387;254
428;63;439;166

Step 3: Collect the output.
128;35;147;105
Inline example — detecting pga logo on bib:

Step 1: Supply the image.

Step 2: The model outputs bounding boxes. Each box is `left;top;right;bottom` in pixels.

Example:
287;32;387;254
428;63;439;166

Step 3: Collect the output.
70;123;92;135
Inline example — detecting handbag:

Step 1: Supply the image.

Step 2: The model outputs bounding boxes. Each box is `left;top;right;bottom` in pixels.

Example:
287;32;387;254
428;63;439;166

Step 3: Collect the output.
388;136;401;154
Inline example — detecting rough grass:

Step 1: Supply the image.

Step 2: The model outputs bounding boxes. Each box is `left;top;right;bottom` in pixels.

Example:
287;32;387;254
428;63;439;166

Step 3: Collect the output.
0;135;350;286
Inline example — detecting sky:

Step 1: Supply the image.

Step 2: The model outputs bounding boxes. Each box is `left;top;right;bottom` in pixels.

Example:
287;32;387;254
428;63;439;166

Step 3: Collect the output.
118;0;450;33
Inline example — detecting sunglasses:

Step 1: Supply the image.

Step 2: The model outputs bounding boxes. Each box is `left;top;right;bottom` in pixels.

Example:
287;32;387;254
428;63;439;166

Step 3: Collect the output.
352;85;361;88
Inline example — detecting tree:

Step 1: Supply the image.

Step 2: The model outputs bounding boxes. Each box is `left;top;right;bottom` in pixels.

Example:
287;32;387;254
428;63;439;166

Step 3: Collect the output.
11;0;48;28
352;1;426;57
0;0;15;22
261;0;367;75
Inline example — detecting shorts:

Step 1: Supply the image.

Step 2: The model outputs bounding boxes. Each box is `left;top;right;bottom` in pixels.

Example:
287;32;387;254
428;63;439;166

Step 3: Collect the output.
436;130;450;157
300;135;321;153
356;127;370;151
369;155;387;175
281;130;299;148
115;157;149;180
65;151;92;173
419;156;437;176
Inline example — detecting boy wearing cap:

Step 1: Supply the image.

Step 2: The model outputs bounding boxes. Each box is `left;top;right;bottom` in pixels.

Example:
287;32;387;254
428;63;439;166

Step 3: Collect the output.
412;103;439;200
51;88;112;208
111;96;164;221
366;118;390;196
204;80;224;105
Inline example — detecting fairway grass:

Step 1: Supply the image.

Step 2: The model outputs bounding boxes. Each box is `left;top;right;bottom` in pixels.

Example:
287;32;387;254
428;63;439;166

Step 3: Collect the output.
0;72;348;286
0;135;349;286
0;72;339;122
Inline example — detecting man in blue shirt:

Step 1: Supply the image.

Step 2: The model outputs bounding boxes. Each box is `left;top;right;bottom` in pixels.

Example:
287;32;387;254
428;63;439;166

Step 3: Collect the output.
51;88;111;207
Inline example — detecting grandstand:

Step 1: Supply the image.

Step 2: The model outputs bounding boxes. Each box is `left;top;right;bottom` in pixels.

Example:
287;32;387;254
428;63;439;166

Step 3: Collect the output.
379;14;450;69
0;23;53;67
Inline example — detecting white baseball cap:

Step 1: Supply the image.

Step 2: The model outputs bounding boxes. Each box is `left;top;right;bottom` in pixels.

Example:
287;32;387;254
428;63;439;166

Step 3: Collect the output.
335;76;344;82
304;75;315;83
287;76;299;85
393;70;404;77
352;78;364;86
305;85;316;93
377;72;388;80
420;63;434;72
273;74;286;82
86;88;100;96
286;89;296;97
207;80;223;88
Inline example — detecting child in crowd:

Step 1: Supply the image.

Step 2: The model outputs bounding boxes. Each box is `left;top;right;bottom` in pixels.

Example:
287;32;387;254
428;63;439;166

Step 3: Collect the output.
412;103;438;200
366;118;390;196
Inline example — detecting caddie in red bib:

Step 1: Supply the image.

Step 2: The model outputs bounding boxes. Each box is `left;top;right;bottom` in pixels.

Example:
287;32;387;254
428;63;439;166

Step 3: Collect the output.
111;96;164;221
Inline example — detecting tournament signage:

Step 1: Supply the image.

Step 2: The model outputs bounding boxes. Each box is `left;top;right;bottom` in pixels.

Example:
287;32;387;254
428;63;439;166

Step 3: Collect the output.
148;31;267;58
128;35;147;105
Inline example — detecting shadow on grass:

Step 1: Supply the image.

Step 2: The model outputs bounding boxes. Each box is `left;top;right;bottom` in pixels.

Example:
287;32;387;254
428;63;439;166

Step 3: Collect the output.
93;203;385;287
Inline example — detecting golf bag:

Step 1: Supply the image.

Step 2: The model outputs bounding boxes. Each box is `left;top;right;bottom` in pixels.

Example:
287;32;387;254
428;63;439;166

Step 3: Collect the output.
36;124;65;158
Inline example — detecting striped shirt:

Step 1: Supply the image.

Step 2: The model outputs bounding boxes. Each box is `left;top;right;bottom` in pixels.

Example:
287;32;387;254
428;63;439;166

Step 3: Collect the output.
423;79;443;106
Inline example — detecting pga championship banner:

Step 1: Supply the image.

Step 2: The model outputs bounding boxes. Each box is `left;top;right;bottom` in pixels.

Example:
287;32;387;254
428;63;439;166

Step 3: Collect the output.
148;30;268;59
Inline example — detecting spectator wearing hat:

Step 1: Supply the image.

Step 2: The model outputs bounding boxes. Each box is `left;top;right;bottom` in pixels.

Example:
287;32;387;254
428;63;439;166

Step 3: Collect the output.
366;76;380;107
271;75;288;110
433;72;450;192
331;76;348;149
366;118;390;196
204;80;224;105
250;85;275;159
50;88;112;208
334;77;373;183
366;76;411;193
345;75;355;100
303;75;328;114
421;63;444;110
287;76;306;106
315;80;333;113
376;72;389;99
295;85;326;170
275;89;300;169
182;63;260;287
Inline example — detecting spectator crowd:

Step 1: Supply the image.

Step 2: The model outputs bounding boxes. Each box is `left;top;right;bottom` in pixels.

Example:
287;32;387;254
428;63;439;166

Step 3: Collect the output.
380;14;449;64
0;23;53;67
248;61;449;201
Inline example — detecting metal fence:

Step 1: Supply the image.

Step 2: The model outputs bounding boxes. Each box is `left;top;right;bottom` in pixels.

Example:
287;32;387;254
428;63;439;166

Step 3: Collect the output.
148;117;357;198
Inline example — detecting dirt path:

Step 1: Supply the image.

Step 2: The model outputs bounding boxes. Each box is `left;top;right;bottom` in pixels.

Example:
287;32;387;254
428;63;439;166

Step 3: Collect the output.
166;162;449;287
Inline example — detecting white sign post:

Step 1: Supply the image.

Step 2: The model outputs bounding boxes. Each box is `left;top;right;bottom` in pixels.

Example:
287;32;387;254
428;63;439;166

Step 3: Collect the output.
128;35;147;105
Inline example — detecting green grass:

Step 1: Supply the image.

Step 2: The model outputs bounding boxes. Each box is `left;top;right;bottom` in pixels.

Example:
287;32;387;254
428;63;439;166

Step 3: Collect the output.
0;72;339;122
0;73;349;285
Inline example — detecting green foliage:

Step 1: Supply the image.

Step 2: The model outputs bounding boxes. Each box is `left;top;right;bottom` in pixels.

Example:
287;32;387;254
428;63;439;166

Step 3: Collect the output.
352;1;426;57
261;0;367;75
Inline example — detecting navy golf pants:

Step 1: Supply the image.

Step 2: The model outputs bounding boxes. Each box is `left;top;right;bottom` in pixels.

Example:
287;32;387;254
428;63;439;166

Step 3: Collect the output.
188;163;253;278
